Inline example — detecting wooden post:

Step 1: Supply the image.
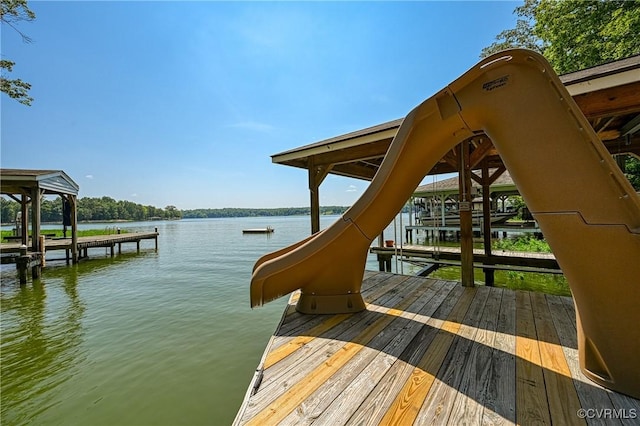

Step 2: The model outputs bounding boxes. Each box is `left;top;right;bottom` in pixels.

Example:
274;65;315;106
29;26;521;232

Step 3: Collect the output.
18;244;28;285
31;260;40;280
307;157;332;235
481;161;495;286
20;192;29;246
70;195;79;264
458;141;474;287
154;227;158;251
31;188;42;257
308;156;320;234
39;235;46;267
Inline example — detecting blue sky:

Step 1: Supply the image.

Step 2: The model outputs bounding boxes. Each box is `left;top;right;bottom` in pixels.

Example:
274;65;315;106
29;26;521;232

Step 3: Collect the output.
2;1;518;209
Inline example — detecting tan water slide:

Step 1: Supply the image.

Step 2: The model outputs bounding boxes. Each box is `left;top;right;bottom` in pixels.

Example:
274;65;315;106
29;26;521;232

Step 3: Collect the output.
250;49;640;398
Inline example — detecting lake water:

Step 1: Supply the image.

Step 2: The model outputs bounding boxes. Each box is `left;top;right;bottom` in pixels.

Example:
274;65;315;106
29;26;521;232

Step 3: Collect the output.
1;214;570;425
1;215;410;426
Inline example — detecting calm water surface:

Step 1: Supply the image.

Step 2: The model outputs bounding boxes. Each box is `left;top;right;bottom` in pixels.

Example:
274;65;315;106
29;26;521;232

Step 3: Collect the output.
1;215;399;426
1;215;568;425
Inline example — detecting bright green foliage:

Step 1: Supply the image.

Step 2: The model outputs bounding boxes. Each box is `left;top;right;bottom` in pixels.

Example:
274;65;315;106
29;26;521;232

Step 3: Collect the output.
493;235;552;253
1;0;35;105
181;206;349;219
535;0;640;74
506;195;527;220
625;156;640;191
0;196;183;223
482;0;640;74
0;59;32;105
481;0;544;58
483;1;640;191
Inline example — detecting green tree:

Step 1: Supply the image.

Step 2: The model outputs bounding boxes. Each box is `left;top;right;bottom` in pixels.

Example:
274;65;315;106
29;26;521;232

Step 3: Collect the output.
483;1;640;190
164;205;182;219
625;156;640;191
481;0;544;58
1;0;35;105
1;197;20;224
482;0;640;74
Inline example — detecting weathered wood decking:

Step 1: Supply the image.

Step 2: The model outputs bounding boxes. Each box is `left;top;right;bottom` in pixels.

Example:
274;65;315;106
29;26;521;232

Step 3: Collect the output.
235;272;640;425
1;231;159;256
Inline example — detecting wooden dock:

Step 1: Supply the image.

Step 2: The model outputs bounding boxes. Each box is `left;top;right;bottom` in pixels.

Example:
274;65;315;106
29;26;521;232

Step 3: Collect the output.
371;244;561;275
1;231;158;256
1;231;159;282
234;272;640;425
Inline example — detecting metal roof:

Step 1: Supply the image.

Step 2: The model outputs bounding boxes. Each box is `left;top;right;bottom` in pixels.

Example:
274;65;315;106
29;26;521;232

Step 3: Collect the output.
414;170;518;198
1;169;80;196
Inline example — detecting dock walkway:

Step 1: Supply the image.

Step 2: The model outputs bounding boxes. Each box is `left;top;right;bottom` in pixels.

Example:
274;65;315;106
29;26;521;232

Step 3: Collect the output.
371;244;561;274
1;231;158;263
235;272;639;425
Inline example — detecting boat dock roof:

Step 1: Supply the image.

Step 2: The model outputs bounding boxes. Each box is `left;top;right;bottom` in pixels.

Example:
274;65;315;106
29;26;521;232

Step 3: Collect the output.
235;271;640;425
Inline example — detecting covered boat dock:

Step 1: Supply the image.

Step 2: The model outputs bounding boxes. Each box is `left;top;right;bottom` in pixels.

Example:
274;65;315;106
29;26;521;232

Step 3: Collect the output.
268;54;640;286
1;169;80;280
237;54;640;424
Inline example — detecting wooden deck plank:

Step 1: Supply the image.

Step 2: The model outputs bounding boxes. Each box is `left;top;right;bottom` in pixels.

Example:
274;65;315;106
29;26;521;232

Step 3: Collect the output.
482;288;517;424
271;274;410;352
548;294;640;425
415;285;492;425
560;295;578;330
234;273;640;426
515;291;551;425
280;280;454;426
240;276;430;424
263;314;352;370
251;277;423;404
344;284;466;426
448;286;503;425
374;286;477;426
545;294;621;426
242;276;436;425
530;292;585;426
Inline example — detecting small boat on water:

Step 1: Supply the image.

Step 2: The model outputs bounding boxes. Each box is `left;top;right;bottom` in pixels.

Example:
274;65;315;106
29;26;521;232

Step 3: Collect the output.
242;226;274;234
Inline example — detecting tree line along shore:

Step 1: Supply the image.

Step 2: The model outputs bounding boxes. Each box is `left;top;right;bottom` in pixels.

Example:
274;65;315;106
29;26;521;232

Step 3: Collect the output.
0;196;352;224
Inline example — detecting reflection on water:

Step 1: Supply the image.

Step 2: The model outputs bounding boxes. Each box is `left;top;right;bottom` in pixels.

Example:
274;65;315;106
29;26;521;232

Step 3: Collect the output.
5;215;525;425
0;218;312;426
1;266;85;425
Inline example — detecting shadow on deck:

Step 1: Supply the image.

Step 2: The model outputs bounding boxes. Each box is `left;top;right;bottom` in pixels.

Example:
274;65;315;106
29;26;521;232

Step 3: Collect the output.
235;272;640;425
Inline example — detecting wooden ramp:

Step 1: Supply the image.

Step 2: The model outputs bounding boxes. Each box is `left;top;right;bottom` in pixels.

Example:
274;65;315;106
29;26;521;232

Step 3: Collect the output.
235;272;640;425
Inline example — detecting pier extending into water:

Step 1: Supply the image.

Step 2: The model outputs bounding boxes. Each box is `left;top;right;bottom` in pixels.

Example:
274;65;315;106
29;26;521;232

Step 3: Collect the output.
235;271;640;425
371;244;561;276
1;230;159;284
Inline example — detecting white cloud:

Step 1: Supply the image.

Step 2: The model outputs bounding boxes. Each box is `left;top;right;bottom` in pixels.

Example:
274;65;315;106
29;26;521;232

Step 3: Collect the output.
346;185;358;193
85;174;94;179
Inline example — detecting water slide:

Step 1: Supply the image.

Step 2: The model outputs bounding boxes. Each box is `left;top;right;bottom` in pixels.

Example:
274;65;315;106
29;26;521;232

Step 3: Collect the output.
250;49;640;398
